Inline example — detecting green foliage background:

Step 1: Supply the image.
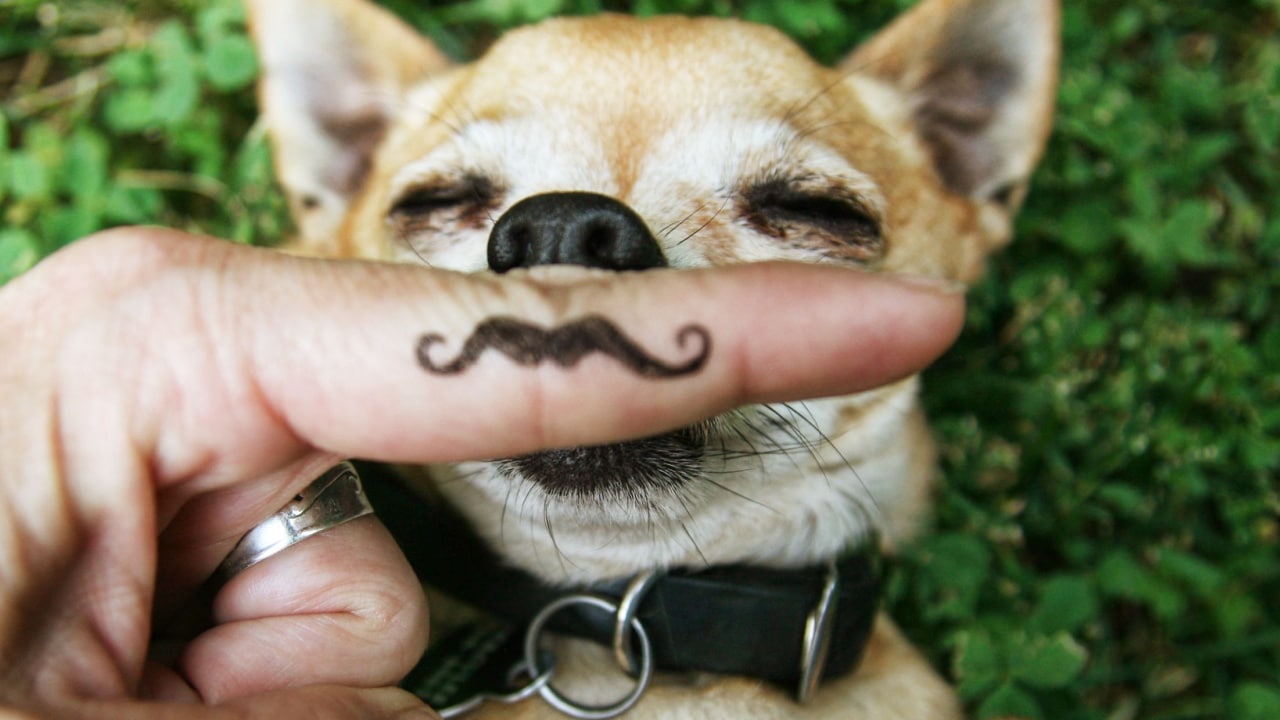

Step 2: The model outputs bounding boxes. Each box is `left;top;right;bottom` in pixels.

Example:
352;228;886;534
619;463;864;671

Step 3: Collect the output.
2;0;1277;717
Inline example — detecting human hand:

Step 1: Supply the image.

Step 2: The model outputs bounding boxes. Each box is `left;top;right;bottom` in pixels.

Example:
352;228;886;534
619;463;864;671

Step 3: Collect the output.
0;228;963;718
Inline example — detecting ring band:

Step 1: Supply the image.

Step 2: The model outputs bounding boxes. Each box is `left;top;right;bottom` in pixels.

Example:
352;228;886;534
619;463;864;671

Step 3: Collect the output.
218;462;374;580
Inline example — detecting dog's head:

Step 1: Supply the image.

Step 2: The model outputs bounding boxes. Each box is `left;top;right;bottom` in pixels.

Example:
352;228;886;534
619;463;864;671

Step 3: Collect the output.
249;0;1058;583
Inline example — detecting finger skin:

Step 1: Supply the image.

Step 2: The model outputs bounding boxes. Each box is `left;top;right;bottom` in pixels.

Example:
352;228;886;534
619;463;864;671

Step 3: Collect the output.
253;249;964;463
42;686;437;720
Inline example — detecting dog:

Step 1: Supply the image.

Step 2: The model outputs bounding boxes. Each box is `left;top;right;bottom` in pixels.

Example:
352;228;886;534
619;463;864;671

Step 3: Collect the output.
246;0;1058;716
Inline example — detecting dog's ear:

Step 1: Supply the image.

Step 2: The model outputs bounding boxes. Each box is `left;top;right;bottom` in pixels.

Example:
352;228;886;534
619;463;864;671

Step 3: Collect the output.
245;0;451;252
845;0;1059;210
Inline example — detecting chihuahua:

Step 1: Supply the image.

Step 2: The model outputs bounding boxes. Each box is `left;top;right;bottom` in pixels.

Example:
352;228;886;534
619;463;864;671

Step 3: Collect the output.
247;0;1058;716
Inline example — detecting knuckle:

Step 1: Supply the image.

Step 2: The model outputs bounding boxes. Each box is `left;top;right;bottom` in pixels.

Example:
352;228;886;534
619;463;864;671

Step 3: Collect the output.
44;227;224;298
335;535;430;678
364;578;430;675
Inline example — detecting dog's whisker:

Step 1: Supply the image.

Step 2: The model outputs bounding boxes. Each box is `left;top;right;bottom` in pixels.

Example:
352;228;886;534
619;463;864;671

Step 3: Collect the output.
433;96;474;139
661;489;703;556
675;514;710;569
431;465;483;487
767;402;822;444
514;480;546;552
711;422;733;475
409;102;464;139
755;403;823;466
742;410;810;459
793;117;889;143
695;475;780;514
399;235;436;268
498;477;521;549
724;422;772;475
772;403;834;466
775;402;879;518
540;496;579;577
659;202;710;240
780;71;850;129
673;194;732;247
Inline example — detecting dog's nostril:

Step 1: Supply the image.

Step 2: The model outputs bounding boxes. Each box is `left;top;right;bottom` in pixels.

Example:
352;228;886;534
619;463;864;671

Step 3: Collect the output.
489;225;532;271
580;219;642;269
584;222;614;263
487;192;666;273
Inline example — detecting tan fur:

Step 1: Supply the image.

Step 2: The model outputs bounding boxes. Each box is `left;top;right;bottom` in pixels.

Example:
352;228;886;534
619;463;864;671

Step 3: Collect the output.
247;1;1059;716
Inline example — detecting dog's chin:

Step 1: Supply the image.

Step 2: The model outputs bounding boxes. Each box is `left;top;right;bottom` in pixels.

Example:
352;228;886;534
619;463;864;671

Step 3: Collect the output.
496;424;709;505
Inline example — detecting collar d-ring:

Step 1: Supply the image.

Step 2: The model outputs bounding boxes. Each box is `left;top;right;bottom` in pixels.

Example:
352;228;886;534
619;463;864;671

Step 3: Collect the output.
524;594;654;720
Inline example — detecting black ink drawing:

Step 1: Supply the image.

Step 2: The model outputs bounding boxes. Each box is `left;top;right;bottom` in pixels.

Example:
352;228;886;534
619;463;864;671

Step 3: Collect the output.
417;315;711;378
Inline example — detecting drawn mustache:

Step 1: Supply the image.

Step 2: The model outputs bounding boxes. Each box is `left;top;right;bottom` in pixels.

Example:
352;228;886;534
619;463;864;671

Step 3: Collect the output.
416;315;711;378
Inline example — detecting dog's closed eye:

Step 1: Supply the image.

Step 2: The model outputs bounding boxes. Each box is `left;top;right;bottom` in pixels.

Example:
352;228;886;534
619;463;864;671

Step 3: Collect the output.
742;178;883;263
388;173;502;235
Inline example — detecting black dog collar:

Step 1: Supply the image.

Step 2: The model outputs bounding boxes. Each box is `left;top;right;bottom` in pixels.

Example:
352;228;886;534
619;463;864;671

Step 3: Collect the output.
358;462;880;706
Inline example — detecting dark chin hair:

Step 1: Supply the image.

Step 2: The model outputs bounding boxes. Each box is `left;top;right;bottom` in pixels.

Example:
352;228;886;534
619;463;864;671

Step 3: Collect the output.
496;427;706;503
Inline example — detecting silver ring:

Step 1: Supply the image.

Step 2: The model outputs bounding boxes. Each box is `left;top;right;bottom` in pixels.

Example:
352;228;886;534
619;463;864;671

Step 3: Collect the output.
218;462;374;580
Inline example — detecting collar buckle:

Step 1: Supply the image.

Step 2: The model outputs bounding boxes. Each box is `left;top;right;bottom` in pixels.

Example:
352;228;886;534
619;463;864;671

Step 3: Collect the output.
611;570;659;673
797;559;839;704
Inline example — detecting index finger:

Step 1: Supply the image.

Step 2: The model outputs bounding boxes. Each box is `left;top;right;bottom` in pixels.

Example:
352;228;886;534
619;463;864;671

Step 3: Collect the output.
59;230;965;479
281;259;965;462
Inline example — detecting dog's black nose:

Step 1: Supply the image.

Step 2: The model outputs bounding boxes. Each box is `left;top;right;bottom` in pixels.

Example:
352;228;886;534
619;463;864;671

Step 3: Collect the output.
488;192;666;272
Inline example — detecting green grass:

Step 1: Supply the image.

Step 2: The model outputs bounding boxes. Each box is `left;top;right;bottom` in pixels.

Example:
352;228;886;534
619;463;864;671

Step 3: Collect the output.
2;1;1277;718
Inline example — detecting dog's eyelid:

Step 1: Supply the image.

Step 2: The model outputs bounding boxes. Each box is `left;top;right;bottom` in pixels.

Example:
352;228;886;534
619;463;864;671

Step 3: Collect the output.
739;176;884;262
769;189;879;224
388;173;500;217
745;171;878;207
743;178;882;229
